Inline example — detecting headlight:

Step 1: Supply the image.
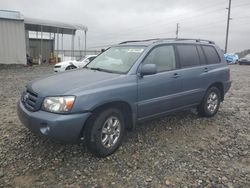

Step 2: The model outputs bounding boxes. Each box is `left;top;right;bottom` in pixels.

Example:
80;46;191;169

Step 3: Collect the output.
42;96;75;113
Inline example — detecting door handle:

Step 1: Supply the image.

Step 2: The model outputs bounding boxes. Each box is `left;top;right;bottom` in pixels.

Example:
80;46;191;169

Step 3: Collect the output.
172;73;180;78
204;67;209;72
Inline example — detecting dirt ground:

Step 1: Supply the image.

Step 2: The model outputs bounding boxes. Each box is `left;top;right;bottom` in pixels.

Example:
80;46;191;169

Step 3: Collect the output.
0;64;249;187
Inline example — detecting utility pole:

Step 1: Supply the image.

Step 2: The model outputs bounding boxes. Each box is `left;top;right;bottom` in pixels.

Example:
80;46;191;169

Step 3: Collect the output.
176;23;179;39
225;0;232;53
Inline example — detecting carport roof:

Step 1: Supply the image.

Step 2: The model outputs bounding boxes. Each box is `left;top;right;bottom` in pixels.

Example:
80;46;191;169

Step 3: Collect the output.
24;17;88;35
0;10;24;20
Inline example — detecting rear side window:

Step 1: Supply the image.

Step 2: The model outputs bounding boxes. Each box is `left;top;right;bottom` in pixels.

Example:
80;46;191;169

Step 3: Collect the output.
177;45;200;68
143;45;176;72
202;45;221;64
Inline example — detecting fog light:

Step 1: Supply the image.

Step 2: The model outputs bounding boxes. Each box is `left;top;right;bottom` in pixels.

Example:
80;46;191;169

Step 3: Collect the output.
40;126;50;135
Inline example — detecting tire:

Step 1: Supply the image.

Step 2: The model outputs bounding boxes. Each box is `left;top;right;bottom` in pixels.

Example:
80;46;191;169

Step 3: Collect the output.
65;65;76;70
84;108;125;157
198;86;221;117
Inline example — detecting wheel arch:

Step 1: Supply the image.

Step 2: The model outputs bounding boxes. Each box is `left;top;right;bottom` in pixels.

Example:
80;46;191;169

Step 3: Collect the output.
207;82;224;101
80;101;135;139
66;64;77;70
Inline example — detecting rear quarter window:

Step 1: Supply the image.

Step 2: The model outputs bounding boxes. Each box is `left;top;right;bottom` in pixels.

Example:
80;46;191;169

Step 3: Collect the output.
197;46;206;65
202;45;221;64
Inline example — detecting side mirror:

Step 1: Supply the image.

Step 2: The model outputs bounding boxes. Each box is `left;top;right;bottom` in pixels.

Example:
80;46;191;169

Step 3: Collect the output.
140;64;157;76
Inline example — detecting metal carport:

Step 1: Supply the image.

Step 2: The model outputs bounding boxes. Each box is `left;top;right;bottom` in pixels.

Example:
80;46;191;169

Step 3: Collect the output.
24;18;88;63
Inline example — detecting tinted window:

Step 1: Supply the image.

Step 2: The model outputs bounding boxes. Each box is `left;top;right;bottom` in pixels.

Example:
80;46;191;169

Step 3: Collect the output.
177;45;200;68
197;46;206;65
202;45;221;64
143;45;176;72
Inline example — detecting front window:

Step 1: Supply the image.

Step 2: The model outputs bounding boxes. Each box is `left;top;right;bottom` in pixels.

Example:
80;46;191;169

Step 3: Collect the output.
143;45;176;72
86;46;145;74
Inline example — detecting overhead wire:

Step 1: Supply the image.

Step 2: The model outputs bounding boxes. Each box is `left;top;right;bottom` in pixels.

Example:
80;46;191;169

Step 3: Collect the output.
90;0;229;37
88;0;250;48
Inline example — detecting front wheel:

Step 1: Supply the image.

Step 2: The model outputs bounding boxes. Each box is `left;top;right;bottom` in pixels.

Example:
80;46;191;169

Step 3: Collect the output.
198;87;221;117
65;65;76;70
84;108;125;157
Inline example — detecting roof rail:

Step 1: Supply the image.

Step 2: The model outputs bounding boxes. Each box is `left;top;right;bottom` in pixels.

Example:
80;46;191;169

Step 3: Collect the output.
119;38;161;44
174;38;215;44
119;38;215;45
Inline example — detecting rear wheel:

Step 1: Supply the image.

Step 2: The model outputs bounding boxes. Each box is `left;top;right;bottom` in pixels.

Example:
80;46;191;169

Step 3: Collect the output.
198;86;221;117
65;65;76;70
84;108;125;157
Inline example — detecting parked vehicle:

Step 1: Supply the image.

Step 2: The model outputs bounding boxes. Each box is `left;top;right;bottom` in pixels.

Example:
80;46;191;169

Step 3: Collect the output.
18;38;231;157
238;55;250;65
54;55;97;72
224;53;239;64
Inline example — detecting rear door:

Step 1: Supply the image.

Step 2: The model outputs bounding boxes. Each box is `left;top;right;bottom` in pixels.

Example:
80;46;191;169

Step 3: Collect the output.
137;45;182;119
176;44;207;106
202;45;224;86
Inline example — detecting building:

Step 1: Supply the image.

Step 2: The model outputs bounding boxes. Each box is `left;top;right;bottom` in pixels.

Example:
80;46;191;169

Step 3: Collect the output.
0;10;26;64
0;10;88;65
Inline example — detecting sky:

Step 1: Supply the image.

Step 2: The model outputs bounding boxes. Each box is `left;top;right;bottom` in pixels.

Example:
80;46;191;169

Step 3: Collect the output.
1;0;250;53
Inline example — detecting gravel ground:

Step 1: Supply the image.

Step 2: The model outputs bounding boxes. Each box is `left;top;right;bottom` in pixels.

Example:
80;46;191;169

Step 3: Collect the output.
0;64;249;187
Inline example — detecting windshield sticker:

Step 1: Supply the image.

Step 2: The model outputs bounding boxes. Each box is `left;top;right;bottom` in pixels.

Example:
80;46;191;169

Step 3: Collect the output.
127;49;144;53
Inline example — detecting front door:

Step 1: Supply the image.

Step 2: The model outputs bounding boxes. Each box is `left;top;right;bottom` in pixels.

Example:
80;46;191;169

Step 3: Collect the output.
137;45;182;119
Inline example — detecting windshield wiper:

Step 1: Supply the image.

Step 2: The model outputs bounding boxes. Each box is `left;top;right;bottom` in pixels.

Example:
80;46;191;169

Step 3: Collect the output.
85;67;125;74
87;67;115;73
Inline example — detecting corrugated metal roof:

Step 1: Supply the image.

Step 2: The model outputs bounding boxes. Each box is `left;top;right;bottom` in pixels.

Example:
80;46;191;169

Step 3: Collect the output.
0;10;24;20
24;17;87;35
24;17;87;31
0;10;88;34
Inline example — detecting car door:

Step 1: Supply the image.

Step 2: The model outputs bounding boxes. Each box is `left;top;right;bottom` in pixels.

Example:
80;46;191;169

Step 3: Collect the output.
137;45;182;119
175;44;209;106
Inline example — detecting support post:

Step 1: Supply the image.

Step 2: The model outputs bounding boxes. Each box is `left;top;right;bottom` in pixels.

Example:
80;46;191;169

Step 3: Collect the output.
56;28;59;63
61;33;64;61
53;33;55;61
84;30;87;56
40;25;43;65
71;30;75;60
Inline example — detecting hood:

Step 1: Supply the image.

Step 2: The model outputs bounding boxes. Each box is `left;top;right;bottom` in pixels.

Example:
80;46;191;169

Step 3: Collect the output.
240;58;250;61
55;60;77;66
27;69;121;96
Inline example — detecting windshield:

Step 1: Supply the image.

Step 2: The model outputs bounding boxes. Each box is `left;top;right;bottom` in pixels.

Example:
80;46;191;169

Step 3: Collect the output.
86;46;145;73
243;54;250;60
77;56;85;61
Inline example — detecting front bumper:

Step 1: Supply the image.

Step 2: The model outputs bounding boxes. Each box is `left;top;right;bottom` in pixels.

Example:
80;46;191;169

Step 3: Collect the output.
54;67;64;72
17;100;91;143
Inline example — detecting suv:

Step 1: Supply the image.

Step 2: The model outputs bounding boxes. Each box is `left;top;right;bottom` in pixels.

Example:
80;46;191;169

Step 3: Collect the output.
18;38;231;157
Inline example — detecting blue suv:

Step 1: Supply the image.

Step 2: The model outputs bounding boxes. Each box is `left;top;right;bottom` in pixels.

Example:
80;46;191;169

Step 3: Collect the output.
18;38;231;157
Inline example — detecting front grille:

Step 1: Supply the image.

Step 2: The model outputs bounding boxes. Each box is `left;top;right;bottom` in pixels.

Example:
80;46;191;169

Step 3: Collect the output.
22;90;39;111
54;65;61;68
